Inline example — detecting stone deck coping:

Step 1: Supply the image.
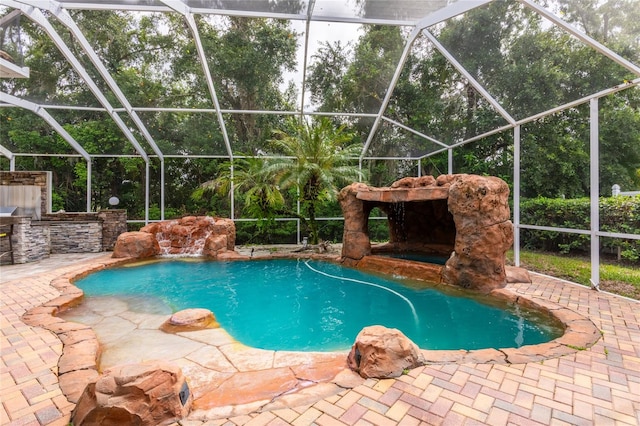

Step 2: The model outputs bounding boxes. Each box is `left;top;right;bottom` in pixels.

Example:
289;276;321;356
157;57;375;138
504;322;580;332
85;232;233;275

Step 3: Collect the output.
1;252;639;425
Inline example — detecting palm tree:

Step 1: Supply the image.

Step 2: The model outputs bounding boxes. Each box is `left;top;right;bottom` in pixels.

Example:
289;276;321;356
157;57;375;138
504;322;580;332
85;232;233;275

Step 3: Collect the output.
268;117;366;244
193;155;285;239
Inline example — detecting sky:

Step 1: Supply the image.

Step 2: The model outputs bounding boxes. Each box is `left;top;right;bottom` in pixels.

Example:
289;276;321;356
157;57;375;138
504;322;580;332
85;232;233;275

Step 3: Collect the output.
287;19;363;110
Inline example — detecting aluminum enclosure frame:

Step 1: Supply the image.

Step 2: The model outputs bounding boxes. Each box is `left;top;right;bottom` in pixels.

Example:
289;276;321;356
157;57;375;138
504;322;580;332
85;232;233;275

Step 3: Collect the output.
1;0;639;287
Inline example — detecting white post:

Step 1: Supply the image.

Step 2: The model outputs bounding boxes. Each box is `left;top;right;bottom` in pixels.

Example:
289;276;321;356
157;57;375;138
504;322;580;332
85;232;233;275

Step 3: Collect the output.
513;125;521;267
230;162;235;220
160;159;165;220
297;184;301;244
86;159;91;212
448;148;453;174
590;98;600;289
145;162;150;225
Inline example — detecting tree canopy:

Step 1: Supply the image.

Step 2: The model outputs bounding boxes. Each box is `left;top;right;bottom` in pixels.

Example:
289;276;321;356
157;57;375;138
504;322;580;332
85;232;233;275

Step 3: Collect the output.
1;1;639;229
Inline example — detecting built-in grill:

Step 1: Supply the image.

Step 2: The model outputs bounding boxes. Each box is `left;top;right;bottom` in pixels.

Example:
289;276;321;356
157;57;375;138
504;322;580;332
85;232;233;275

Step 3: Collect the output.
0;206;18;217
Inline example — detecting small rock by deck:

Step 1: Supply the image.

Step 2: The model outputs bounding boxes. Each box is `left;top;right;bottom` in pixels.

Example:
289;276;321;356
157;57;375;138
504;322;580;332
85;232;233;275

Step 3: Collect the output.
160;308;219;333
347;325;425;379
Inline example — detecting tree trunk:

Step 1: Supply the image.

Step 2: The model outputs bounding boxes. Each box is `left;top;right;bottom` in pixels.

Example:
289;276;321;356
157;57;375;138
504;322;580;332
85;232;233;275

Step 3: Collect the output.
307;201;319;245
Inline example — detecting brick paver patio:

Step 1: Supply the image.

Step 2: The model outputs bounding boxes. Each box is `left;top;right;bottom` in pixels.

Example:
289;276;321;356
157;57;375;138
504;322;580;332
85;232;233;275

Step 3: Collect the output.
1;254;639;425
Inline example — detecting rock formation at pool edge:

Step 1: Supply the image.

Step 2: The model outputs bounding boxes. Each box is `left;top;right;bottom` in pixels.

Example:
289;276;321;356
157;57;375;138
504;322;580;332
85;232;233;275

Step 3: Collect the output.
339;174;517;292
112;216;240;259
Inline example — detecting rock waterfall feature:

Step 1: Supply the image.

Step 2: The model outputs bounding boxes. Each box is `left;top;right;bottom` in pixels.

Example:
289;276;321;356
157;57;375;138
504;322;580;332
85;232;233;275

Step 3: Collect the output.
339;174;518;292
113;216;240;259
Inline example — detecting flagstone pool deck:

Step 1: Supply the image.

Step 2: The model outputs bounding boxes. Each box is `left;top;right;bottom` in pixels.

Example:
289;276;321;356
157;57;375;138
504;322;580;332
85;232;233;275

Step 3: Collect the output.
1;251;639;425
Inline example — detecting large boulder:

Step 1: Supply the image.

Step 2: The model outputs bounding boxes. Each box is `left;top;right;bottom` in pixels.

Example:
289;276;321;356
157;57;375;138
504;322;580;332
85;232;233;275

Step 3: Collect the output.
442;175;513;291
202;234;228;257
347;325;425;379
211;219;236;250
338;183;372;260
112;231;160;259
71;361;192;426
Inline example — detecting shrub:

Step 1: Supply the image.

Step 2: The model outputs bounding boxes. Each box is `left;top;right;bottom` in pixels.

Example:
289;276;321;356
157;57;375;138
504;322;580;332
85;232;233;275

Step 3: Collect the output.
520;195;639;263
235;220;298;245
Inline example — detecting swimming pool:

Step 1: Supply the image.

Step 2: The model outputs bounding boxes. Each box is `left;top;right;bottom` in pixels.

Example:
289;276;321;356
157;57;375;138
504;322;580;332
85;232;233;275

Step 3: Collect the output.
383;252;448;265
74;259;563;352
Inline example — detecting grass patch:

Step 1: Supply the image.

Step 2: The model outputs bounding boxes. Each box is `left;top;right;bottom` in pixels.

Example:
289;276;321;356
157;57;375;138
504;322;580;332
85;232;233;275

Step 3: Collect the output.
509;250;640;300
600;263;640;285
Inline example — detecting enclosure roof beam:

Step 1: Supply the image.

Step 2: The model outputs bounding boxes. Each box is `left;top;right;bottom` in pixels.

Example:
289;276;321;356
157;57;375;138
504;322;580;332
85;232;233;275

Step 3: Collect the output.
417;77;640;161
380;116;449;148
7;0;150;163
298;0;316;118
161;0;234;159
418;123;514;161
359;0;492;161
0;144;15;160
520;0;640;77
0;9;21;25
15;0;161;161
130;108;379;118
515;78;640;127
50;0;164;160
423;29;516;125
0;11;30;78
413;0;493;31
0;92;91;162
5;104;383;117
55;2;428;26
186;8;419;26
29;105;107;112
359;27;421;161
0;10;29;78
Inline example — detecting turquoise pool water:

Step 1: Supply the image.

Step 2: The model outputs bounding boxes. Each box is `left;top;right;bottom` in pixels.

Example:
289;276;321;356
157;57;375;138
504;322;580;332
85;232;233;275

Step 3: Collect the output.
74;259;562;352
385;252;448;265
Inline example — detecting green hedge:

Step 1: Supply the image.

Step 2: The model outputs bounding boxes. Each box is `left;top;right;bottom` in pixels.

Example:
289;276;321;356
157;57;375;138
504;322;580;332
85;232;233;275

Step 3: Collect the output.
520;196;640;262
235;220;299;245
236;217;389;245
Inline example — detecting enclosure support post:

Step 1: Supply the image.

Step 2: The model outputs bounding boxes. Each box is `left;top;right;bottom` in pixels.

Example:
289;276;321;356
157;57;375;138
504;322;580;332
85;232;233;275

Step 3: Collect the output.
10;157;15;171
160;159;165;221
417;160;421;177
145;162;150;225
590;98;600;289
448;149;453;174
230;162;235;221
513;125;521;267
297;185;301;244
86;159;91;212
